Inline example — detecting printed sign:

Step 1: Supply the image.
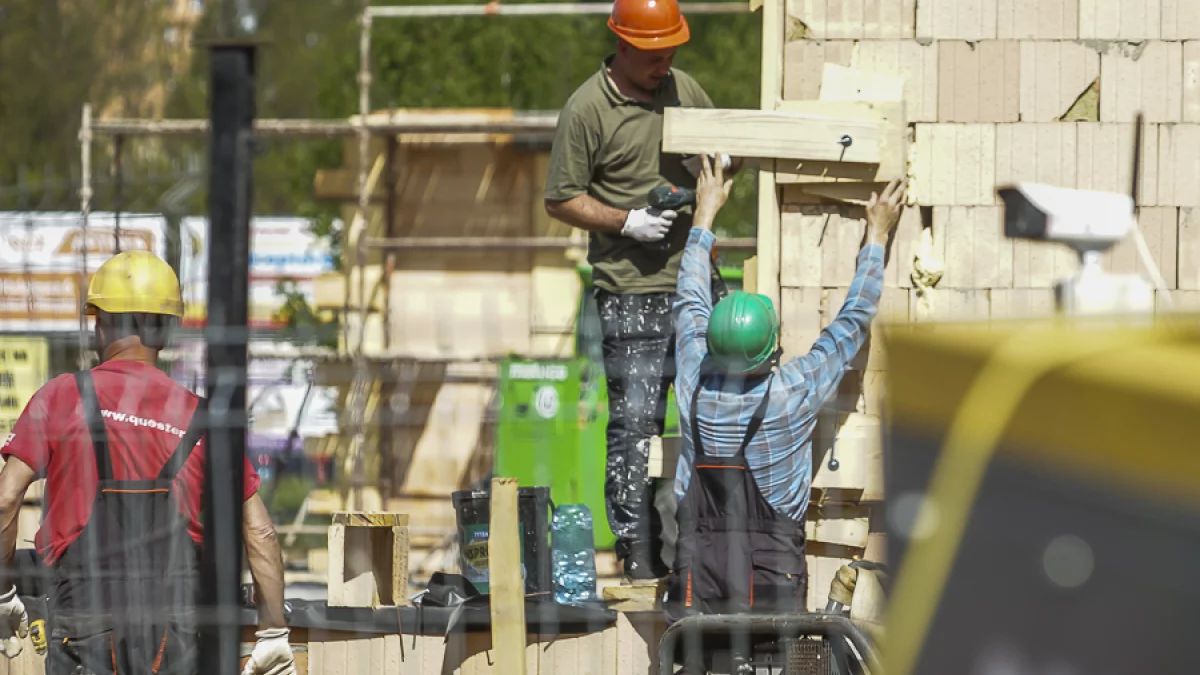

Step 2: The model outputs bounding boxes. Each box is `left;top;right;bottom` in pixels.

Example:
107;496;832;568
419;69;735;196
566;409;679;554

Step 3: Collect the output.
0;337;48;437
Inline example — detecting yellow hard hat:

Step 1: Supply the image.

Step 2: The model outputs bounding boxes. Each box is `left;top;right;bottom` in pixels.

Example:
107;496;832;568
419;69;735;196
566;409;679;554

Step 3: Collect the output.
86;250;183;318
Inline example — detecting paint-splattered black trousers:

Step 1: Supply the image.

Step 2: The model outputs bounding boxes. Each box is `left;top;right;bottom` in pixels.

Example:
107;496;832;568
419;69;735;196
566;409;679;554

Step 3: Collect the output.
595;289;677;568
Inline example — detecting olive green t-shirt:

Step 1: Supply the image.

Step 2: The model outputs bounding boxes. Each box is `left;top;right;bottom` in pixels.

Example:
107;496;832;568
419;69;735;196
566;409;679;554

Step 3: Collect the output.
544;56;715;294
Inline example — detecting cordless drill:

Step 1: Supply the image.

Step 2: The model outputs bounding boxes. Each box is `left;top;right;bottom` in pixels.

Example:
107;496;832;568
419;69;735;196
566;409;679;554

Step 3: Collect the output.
648;184;696;211
645;184;729;300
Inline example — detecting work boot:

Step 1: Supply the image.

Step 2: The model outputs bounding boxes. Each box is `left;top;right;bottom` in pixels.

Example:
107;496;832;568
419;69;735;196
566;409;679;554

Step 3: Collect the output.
621;540;669;583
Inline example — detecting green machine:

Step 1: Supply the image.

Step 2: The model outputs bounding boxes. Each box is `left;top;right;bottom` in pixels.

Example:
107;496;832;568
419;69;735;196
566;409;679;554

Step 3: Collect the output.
494;263;742;550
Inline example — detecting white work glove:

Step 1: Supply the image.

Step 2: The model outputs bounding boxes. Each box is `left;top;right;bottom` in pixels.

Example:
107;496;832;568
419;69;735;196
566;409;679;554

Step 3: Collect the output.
0;587;28;659
241;628;295;675
683;153;731;178
622;207;677;243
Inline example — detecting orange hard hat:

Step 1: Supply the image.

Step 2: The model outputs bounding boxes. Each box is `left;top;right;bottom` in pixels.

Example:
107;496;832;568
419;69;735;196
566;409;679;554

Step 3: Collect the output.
608;0;690;51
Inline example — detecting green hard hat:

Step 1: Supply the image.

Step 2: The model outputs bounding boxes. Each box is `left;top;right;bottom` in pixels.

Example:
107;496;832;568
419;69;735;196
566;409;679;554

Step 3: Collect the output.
707;291;780;374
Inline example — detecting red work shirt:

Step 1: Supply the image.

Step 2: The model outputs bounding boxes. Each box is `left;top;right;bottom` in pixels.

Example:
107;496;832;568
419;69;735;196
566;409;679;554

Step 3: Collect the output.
0;359;261;565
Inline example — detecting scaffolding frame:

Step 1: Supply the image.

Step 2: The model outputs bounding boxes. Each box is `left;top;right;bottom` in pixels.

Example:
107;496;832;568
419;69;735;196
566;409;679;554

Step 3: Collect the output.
76;0;755;509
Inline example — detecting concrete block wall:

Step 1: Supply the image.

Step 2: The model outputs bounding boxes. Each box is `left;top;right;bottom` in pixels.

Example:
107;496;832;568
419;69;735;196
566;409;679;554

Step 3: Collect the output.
773;0;1200;607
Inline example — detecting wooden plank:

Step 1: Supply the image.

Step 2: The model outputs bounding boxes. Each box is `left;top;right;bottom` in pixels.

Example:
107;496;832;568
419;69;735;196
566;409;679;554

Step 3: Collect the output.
998;0;1079;38
332;513;409;527
1081;0;1162;39
854;41;940;123
1100;41;1182;123
759;0;785;313
759;170;782;310
1163;0;1200;40
938;41;1021;123
1020;42;1101;122
933;206;1013;288
489;477;527;675
742;256;758;293
401;381;492;496
662;107;883;163
773;100;908;182
812;414;884;503
1100;207;1178;288
603;583;666;612
912;124;997;206
807;504;872;548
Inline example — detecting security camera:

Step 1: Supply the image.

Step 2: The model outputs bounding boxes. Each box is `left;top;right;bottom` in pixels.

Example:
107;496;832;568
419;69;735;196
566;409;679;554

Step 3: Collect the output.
997;182;1153;317
997;183;1134;254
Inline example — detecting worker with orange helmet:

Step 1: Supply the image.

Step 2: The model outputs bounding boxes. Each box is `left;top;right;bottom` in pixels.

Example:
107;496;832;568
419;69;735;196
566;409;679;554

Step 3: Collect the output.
0;251;294;675
544;0;742;582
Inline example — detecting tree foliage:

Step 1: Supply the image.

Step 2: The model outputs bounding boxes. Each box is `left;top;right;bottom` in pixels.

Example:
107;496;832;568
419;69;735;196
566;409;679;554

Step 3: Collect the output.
1;0;762;233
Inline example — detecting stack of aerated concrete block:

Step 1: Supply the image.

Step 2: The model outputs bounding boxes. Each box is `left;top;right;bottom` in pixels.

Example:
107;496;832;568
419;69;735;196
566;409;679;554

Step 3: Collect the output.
779;0;1200;610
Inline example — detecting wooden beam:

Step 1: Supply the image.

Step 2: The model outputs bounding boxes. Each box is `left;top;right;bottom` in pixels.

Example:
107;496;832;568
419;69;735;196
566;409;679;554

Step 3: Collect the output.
756;0;785;309
772;101;909;183
89;113;561;138
489;477;528;675
662;107;884;163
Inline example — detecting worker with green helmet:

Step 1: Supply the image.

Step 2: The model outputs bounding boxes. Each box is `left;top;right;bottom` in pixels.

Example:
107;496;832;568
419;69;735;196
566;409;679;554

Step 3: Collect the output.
0;250;294;675
663;155;907;635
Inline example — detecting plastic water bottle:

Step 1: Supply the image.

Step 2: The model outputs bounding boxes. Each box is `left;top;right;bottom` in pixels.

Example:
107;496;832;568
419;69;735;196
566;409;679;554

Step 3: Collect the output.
551;504;598;604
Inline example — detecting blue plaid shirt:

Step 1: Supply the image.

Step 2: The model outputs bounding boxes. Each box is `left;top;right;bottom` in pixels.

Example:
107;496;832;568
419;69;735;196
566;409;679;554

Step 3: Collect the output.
672;228;885;521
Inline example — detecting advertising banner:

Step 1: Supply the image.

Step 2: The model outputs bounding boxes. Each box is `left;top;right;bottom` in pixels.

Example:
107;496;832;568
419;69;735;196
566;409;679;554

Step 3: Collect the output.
0;213;336;333
0;337;48;437
0;213;166;332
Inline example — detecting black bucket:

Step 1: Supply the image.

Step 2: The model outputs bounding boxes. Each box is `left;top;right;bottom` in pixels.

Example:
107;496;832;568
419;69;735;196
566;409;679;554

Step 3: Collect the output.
451;486;552;596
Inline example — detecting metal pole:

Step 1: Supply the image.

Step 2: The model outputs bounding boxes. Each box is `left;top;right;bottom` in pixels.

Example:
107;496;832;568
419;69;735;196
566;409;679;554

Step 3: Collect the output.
78;104;93;370
113;135;124;253
200;41;256;675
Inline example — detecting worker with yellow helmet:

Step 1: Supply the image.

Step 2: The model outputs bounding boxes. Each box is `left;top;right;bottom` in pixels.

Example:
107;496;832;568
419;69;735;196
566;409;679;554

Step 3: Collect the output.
0;251;294;675
544;0;744;582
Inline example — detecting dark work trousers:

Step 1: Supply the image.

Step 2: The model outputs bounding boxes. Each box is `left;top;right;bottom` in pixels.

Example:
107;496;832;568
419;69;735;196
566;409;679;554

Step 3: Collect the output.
596;289;677;568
